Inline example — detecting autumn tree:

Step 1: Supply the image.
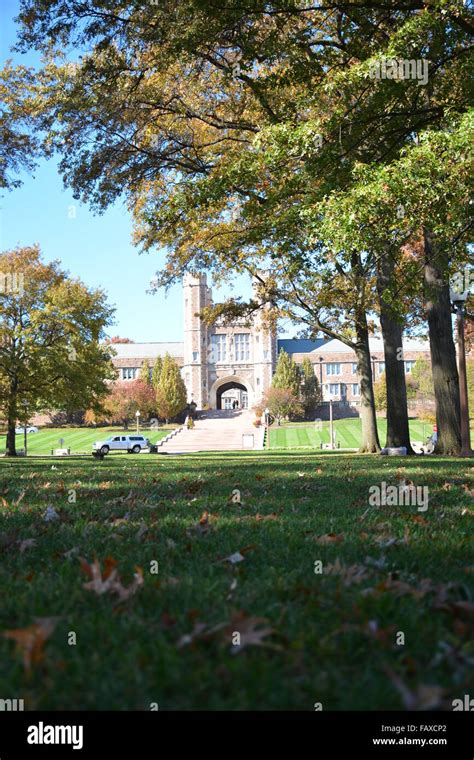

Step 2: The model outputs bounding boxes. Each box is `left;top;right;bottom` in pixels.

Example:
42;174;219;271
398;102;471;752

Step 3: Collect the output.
105;380;155;428
105;336;135;344
0;63;43;190
272;351;300;397
262;387;302;427
10;0;472;452
155;353;187;423
0;246;115;455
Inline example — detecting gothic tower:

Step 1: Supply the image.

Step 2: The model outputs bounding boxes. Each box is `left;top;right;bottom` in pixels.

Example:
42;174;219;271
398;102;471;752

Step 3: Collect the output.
252;273;277;403
183;273;211;408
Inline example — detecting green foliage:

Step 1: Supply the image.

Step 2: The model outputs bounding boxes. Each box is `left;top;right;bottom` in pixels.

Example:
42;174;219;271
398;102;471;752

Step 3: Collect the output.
411;358;435;402
300;357;322;418
139;359;151;385
155;353;187;422
272;351;300;396
373;374;387;412
151;356;163;390
0;245;115;452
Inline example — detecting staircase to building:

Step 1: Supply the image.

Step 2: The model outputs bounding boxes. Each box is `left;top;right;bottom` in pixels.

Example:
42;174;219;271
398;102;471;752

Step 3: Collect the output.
157;409;264;453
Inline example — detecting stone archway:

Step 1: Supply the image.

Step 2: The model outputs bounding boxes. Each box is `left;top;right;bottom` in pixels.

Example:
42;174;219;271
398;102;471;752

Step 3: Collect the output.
209;376;254;410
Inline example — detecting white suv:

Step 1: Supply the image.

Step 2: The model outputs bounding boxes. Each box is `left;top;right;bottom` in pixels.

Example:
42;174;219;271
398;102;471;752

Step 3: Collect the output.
92;435;150;455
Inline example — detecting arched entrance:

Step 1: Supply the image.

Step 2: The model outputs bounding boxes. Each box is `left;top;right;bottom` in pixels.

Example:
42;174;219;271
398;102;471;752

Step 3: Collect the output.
210;376;254;410
217;381;247;410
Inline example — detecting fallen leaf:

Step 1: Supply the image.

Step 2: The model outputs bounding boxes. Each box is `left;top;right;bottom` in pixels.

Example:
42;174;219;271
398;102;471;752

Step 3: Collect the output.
177;620;226;649
79;557;143;601
325;559;369;586
3;617;60;674
312;533;344;545
187;511;212;536
227;614;279;655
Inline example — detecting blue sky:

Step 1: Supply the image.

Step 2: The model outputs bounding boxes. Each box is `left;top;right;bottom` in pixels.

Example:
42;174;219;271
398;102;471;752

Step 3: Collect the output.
0;0;277;343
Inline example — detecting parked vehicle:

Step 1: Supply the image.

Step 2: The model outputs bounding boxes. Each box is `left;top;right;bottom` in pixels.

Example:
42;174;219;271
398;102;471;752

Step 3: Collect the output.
15;426;39;434
92;434;150;455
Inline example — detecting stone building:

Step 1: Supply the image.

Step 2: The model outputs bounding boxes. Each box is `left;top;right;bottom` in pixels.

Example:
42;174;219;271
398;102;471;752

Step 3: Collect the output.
110;273;430;411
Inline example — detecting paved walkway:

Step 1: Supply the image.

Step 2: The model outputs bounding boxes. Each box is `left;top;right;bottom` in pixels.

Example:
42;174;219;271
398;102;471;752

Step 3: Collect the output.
157;409;264;453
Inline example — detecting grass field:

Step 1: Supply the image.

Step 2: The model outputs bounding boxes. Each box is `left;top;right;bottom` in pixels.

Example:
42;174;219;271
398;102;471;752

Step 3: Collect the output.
0;451;472;710
0;427;172;455
269;419;437;450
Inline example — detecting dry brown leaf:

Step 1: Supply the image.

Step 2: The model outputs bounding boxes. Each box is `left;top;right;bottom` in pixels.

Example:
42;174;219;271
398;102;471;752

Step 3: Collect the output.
312;533;344;545
187;511;212;536
325;558;369;586
227;614;279;655
3;617;59;674
177;620;226;649
79;557;143;601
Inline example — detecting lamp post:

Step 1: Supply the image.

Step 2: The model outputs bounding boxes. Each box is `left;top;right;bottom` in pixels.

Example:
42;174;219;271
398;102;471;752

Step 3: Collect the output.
328;395;334;450
450;280;471;456
135;410;141;434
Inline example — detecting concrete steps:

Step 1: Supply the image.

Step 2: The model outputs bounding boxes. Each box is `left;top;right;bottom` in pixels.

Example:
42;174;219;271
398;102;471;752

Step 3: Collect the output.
157;410;264;453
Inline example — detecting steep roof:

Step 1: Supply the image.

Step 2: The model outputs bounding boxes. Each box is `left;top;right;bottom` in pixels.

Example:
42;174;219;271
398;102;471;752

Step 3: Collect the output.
108;342;184;359
278;336;429;356
277;338;327;354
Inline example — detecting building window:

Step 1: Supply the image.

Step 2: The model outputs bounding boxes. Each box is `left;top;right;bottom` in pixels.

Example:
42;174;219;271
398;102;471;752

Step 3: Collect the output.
378;361;386;375
328;383;340;396
352;383;360;396
122;367;137;380
263;350;269;359
210;334;226;362
326;363;341;376
256;377;260;386
234;333;250;361
405;360;415;374
192;351;199;362
352;362;358;374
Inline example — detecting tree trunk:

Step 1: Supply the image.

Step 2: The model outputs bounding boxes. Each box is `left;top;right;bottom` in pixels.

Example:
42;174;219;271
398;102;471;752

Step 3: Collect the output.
6;395;17;457
376;252;414;453
354;314;381;453
423;228;461;455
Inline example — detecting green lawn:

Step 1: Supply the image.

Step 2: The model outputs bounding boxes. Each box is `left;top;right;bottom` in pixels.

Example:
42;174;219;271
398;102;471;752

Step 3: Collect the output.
269;418;436;450
0;451;472;710
0;427;172;455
